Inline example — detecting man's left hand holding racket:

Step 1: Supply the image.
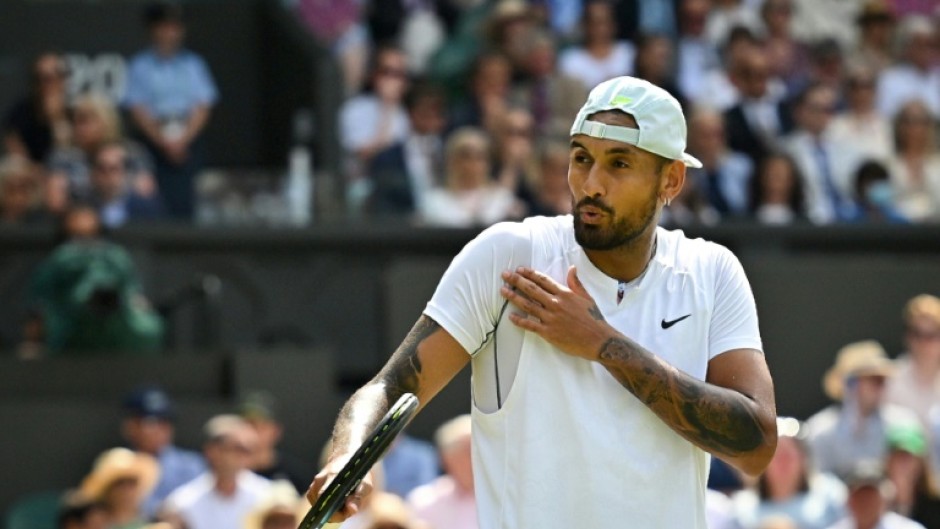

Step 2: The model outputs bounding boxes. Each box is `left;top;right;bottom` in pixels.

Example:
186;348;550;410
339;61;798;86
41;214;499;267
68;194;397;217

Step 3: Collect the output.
301;393;419;529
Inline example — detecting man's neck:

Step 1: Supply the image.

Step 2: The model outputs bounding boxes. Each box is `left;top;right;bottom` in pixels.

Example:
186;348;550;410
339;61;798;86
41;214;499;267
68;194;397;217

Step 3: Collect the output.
214;472;239;497
583;227;658;283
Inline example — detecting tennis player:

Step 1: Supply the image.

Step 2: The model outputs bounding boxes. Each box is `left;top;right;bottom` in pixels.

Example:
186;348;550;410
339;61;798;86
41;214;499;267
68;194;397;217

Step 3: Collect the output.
308;76;777;528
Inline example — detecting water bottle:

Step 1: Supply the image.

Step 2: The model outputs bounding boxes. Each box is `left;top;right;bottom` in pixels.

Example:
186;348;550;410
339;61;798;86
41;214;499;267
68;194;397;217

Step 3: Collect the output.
285;109;315;226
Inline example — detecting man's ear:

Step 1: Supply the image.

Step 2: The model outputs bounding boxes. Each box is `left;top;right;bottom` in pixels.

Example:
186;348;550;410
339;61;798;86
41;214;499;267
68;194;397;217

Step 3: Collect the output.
661;160;686;205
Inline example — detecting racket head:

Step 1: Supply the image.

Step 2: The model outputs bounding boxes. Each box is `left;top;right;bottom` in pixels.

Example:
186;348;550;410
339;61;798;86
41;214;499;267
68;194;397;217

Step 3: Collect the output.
298;393;419;529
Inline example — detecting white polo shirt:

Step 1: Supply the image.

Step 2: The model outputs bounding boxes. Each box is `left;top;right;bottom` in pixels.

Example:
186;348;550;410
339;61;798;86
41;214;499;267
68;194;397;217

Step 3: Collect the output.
424;215;762;529
163;471;271;529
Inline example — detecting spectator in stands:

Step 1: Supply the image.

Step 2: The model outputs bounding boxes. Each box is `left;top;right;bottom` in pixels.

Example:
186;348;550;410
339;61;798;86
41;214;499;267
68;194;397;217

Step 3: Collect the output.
759;0;811;93
124;1;218;220
121;384;206;520
732;417;847;529
558;0;636;92
613;0;679;41
705;0;761;48
417;127;522;227
368;82;447;220
88;142;165;228
748;152;806;225
484;0;539;75
676;0;721;106
407;415;476;529
805;39;847;100
887;294;940;428
449;52;513;136
57;491;109;529
528;141;573;217
877;16;940;119
804;340;922;481
685;106;754;218
847;160;908;223
3;52;71;164
339;44;411;212
884;424;940;526
80;447;159;529
783;83;863;223
790;0;864;52
27;205;165;354
295;0;367;96
511;30;587;138
849;0;898;74
695;26;761;111
381;433;440;500
724;46;793;166
632;33;686;110
238;390;310;494
826;461;927;529
886;100;940;222
361;492;428;529
829;65;893;163
493;107;539;210
660;173;721;227
48;93;157;204
161;414;271;529
243;480;302;529
0;155;46;225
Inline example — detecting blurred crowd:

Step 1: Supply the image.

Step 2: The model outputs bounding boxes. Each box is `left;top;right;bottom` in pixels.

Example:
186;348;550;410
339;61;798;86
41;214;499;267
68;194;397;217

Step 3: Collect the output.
23;292;940;529
33;385;472;529
3;0;940;228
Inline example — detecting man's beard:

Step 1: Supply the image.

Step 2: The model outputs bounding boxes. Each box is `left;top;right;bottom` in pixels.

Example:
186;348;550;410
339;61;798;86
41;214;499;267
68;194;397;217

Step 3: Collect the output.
573;193;658;251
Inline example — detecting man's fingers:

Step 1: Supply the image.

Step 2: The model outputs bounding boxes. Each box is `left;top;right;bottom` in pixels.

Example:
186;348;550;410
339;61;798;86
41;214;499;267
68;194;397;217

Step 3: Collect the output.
516;267;564;294
500;285;547;318
501;269;558;306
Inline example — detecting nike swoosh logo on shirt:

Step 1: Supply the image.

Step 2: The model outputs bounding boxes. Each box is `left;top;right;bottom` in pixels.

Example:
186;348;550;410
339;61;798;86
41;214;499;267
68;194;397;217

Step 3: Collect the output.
661;314;691;329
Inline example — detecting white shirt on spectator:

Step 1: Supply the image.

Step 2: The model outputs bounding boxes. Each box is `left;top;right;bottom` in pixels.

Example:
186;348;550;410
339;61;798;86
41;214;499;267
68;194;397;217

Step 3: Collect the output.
163;471;271;529
877;65;940;119
825;511;926;529
886;153;940;222
558;41;635;93
678;37;721;105
418;185;518;228
790;0;862;50
782;131;865;224
828;112;893;163
338;94;410;152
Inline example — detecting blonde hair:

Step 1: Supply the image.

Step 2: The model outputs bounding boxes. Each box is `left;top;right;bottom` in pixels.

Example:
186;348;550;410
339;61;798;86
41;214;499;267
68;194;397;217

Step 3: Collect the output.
434;414;472;453
444;127;492;189
72;92;123;144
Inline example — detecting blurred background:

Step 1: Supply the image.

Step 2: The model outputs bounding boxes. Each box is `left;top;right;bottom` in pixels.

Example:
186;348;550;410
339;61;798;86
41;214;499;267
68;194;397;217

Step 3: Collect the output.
1;0;940;528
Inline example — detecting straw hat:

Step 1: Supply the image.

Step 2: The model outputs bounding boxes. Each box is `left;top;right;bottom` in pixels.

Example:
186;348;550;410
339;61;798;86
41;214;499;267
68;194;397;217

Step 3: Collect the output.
243;480;301;529
79;447;160;502
823;340;895;400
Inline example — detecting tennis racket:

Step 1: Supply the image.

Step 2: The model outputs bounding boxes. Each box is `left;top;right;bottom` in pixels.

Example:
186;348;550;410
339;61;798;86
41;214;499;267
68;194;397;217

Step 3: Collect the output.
298;393;420;529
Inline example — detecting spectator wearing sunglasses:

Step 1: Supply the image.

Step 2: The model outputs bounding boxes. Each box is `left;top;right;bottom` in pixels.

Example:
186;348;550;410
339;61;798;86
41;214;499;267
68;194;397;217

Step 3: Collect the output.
160;415;271;529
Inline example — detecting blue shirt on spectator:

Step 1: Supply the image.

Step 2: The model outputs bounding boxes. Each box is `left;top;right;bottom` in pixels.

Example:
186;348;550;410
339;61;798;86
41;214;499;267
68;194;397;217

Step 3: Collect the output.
123;49;218;119
381;434;440;498
143;444;207;520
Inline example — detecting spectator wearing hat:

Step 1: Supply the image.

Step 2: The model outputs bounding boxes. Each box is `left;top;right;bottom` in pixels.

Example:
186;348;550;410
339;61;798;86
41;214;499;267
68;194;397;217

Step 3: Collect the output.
884;423;940;525
848;0;898;74
732;417;847;529
243;480;303;529
825;461;925;529
406;415;476;529
123;1;218;219
887;295;940;427
57;490;109;529
359;492;428;529
237;391;310;494
121;385;206;520
80;447;160;529
161;414;270;529
805;341;921;482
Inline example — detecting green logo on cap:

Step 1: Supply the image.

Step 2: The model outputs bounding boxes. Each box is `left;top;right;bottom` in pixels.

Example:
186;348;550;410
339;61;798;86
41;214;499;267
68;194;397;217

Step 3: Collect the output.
610;94;633;106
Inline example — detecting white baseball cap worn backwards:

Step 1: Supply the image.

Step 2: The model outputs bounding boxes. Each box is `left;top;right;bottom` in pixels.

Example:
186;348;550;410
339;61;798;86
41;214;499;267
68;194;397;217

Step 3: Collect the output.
570;76;703;168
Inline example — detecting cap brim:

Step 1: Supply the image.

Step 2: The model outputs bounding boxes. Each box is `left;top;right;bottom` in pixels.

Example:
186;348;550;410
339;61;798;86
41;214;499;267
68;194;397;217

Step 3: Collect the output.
682;153;703;169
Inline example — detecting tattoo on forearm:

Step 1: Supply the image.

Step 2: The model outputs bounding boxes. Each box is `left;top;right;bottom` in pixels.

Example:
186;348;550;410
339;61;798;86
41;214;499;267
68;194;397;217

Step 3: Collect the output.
588;303;605;321
599;338;765;457
331;316;438;453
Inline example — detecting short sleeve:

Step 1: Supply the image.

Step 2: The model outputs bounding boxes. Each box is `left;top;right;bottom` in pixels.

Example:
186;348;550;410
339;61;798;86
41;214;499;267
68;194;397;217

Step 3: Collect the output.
122;55;149;108
708;246;762;359
189;55;218;105
423;221;532;356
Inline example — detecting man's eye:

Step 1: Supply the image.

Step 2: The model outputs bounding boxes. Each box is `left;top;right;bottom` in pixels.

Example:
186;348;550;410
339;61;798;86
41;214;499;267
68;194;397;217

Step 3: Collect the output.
574;154;591;164
613;159;629;169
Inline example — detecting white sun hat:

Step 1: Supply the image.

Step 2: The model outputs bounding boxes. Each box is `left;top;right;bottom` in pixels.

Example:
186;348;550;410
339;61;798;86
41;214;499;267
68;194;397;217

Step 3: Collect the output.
570;76;703;168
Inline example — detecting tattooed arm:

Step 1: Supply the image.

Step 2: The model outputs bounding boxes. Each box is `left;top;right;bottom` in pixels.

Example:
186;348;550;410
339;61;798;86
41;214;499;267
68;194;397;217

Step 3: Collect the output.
501;266;777;477
306;315;470;520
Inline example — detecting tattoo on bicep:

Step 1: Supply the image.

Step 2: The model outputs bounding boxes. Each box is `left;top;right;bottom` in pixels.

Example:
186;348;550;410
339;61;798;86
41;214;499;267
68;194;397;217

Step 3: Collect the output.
588;303;605;321
381;316;438;400
598;337;764;457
